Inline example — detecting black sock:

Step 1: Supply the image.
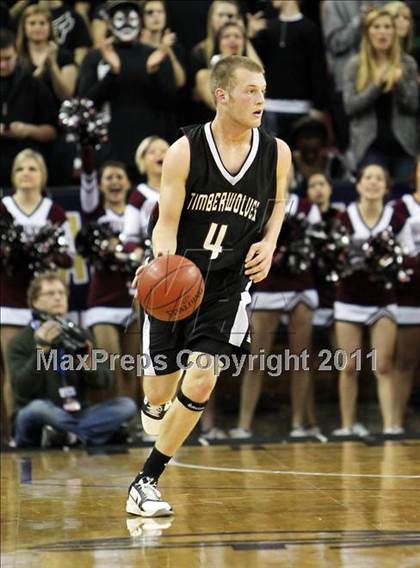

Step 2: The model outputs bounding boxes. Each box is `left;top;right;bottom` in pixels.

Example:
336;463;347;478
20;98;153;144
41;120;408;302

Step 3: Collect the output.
140;447;172;482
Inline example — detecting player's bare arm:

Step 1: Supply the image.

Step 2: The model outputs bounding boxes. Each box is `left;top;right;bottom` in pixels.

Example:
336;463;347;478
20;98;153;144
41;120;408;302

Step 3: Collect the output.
152;136;190;256
244;138;291;283
131;137;189;289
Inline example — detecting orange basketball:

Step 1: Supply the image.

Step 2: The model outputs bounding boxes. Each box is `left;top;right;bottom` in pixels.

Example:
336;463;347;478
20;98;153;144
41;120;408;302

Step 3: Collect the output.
137;255;205;321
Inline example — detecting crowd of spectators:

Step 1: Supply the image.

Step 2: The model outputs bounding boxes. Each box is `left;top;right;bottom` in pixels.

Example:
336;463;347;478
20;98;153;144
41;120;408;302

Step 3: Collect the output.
0;0;419;447
1;0;418;190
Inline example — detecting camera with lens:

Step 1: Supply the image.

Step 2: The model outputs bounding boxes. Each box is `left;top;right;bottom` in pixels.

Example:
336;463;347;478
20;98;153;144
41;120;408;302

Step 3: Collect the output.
32;310;90;354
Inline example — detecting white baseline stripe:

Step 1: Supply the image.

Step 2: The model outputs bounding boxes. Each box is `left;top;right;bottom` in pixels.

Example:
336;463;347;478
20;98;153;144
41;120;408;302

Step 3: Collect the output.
171;460;420;479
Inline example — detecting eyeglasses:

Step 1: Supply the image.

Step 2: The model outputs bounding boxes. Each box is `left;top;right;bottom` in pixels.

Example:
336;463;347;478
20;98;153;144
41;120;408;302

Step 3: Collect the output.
144;8;164;15
38;290;66;298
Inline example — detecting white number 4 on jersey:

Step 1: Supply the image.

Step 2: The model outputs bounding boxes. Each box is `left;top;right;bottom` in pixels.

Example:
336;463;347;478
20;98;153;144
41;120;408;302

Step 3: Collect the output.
203;223;228;259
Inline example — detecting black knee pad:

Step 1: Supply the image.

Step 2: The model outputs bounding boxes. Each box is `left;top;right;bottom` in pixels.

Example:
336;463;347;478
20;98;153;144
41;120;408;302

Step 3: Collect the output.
177;390;208;412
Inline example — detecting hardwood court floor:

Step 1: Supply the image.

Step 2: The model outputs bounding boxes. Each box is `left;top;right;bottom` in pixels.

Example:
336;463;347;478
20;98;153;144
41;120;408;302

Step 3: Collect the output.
1;441;420;568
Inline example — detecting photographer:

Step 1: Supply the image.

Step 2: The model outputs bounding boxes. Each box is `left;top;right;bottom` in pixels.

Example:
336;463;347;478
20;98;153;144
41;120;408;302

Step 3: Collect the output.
7;272;137;448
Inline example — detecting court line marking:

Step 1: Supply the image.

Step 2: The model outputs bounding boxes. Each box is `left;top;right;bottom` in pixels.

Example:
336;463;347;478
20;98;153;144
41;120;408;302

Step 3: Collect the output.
171;460;420;479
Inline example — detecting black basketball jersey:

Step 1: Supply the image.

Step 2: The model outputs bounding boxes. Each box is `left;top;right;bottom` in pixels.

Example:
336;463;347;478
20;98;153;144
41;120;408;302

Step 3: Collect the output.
176;122;278;272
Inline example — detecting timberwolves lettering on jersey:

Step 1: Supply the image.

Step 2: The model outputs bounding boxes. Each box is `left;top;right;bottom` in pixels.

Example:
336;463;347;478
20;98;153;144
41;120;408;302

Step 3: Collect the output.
187;191;260;221
176;122;277;271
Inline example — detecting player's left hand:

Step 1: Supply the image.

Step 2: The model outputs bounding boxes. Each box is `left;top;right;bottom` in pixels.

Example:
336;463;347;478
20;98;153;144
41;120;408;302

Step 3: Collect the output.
244;240;275;283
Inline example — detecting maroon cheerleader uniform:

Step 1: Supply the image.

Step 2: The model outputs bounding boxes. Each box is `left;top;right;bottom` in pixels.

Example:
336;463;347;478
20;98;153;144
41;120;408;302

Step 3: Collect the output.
334;202;415;325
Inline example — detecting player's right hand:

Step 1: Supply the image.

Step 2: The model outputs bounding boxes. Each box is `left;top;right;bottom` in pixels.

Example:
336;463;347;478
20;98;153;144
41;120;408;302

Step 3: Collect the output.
131;264;147;291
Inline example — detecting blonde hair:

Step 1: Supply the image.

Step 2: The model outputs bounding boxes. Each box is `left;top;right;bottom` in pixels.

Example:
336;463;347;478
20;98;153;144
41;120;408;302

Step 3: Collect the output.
11;149;48;190
384;1;413;52
210;55;264;103
357;8;401;93
135;136;167;174
27;271;67;308
198;0;240;64
16;5;53;59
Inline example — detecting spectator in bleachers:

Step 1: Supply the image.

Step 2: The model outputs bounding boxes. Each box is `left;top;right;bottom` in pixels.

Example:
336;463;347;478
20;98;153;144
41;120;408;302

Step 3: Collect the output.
141;0;186;89
89;0;212;55
190;1;260;107
342;8;418;185
230;193;322;439
0;28;57;187
90;1;143;48
16;5;78;104
250;0;328;145
392;157;420;433
333;163;415;436
16;6;79;185
0;149;74;444
194;21;262;114
384;1;414;53
79;144;139;401
7;272;137;448
322;1;389;151
385;1;420;70
78;0;176;182
289;116;354;193
191;0;241;70
140;0;186;138
38;0;92;66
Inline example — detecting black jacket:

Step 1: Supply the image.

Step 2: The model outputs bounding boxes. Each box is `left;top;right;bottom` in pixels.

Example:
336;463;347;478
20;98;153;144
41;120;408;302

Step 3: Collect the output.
78;42;176;171
0;64;56;185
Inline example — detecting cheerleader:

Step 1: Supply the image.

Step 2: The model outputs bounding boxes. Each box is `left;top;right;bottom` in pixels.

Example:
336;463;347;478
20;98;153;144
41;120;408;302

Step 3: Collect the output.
230;192;321;439
0;149;73;440
80;146;137;400
392;158;420;432
120;136;169;255
333;164;415;436
307;172;342;330
306;172;344;434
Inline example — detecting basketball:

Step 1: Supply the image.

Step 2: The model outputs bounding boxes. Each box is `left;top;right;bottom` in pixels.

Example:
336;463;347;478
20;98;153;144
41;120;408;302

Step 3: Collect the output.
137;255;205;321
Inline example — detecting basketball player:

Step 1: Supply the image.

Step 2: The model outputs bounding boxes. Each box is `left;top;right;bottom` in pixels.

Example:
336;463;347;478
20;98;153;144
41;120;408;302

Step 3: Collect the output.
127;55;291;517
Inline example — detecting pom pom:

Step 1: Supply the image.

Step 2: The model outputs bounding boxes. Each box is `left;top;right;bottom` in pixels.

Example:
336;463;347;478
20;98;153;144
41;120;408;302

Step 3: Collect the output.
58;98;109;149
0;214;23;276
25;224;69;273
336;226;413;289
76;222;141;276
307;217;351;283
1;216;69;275
272;212;315;275
361;227;412;290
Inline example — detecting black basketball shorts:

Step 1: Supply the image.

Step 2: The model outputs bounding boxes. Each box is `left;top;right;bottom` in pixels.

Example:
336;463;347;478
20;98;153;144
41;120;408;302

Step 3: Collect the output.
141;269;252;376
